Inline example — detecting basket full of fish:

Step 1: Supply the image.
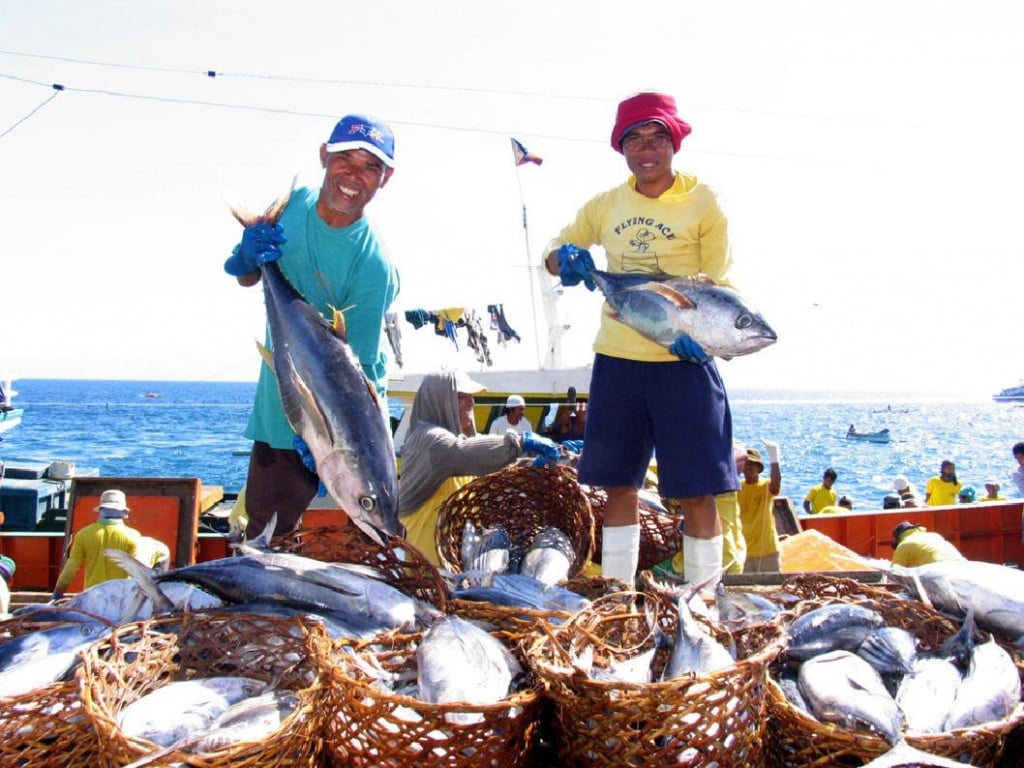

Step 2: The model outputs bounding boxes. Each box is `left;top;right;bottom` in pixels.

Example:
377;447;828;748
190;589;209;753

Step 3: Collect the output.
584;484;684;572
767;577;1024;768
524;589;785;768
0;614;115;766
77;612;324;768
309;613;543;767
435;464;595;580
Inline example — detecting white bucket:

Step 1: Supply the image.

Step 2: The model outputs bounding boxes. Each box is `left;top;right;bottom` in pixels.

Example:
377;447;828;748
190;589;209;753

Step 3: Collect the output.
47;460;76;480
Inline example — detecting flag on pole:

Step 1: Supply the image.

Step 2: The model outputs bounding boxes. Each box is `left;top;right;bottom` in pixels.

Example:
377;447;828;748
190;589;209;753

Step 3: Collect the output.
511;137;543;166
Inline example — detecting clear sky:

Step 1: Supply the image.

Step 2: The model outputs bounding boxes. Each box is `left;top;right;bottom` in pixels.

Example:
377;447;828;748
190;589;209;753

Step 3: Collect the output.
2;0;1022;396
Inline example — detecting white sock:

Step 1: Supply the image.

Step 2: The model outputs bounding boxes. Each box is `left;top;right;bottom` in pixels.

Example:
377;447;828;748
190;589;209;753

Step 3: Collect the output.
683;534;724;590
601;523;641;584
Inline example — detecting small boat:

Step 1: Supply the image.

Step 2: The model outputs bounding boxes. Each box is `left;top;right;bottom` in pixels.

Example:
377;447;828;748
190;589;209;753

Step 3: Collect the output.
845;425;891;444
141;391;162;399
993;383;1024;403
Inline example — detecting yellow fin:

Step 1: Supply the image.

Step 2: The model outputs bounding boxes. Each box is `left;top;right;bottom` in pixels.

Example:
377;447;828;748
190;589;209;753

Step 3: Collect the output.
256;340;275;371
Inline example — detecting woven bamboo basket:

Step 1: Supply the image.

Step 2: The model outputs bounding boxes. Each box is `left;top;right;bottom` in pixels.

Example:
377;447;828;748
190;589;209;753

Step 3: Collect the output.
310;623;544;767
78;612;324;768
584;484;684;570
435;464;595;578
271;522;449;611
766;578;1024;767
0;616;107;766
525;590;785;768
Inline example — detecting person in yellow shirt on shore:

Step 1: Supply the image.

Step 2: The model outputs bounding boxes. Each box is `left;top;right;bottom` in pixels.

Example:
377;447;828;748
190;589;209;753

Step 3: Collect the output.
816;495;854;515
891;521;965;567
739;442;782;573
924;459;961;506
803;468;838;514
51;489;168;600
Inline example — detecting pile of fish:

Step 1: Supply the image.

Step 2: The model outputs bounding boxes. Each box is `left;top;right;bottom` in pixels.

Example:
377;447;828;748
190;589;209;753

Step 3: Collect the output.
447;522;592;616
0;620;113;699
776;602;1023;743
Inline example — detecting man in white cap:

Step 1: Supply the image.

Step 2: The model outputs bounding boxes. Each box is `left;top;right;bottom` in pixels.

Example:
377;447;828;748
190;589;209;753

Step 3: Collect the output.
488;394;533;436
51;489;142;600
893;474;920;507
399;368;560;565
225;114;401;540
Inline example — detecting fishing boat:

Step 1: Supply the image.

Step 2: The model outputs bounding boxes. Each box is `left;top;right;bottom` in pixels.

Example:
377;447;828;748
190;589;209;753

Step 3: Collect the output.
845;425;891;444
993;382;1024;402
0;378;23;435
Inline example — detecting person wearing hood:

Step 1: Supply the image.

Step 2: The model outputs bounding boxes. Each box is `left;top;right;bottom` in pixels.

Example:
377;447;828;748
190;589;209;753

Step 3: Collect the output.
891;521;964;567
51;489;145;600
893;474;920;507
399;368;560;565
541;91;737;587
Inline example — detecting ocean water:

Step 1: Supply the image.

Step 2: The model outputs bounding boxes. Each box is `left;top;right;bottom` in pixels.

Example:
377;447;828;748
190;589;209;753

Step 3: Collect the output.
2;379;1023;510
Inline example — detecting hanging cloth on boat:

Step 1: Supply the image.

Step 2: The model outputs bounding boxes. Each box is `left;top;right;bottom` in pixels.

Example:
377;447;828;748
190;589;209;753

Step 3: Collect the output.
404;309;432;330
487;304;521;346
385;311;403;368
464;309;493;366
437;308;465;350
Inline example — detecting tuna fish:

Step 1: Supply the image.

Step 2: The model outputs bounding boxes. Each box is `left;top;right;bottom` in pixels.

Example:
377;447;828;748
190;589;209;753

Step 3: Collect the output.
785;603;886;661
232;190;399;544
519;526;575;586
588;268;777;359
798;649;904;744
661;593;734;680
943;637;1021;730
895;656;962;734
460;523;512;574
857;626;918;676
415;615;521;725
0;621;110;672
117;676;268;747
892;560;1024;642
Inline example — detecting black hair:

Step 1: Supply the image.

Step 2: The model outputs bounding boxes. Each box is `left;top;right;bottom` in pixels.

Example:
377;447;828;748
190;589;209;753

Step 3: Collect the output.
824;468;837;481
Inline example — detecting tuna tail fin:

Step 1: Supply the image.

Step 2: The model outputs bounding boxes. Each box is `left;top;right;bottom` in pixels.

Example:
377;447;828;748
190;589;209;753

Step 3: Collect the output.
256;340;275;372
103;549;176;616
227;175;297;228
231;513;278;555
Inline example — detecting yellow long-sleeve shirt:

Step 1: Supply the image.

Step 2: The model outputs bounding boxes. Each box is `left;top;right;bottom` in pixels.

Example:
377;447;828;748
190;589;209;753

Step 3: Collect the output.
53;519;142;592
738;478;778;558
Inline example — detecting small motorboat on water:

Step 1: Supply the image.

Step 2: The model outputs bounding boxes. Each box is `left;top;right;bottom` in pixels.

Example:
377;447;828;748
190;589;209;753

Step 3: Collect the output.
845;425;891;444
993;383;1024;403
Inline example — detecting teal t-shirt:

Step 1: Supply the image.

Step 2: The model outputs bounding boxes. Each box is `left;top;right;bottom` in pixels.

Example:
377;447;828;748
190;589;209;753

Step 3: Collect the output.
245;186;399;449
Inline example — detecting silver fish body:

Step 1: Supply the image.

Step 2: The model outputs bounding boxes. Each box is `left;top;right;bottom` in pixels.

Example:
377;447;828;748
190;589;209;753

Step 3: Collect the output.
117;676;267;747
944;638;1021;730
450;572;590;614
857;741;975;768
785;603;886;660
798;649;904;744
519;526;574;586
716;585;781;628
894;560;1024;642
0;621;109;672
460;524;512;574
662;594;734;681
181;690;301;753
895;656;962;734
589;269;777;359
416;615;521;725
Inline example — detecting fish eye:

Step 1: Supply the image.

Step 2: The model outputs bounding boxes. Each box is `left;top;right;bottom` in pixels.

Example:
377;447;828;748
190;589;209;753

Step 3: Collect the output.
735;314;753;330
359;496;377;511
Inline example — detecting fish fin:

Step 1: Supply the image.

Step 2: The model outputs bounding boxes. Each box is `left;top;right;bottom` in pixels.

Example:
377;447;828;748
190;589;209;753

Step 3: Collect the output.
226;176;296;228
637;282;698;309
256;340;275;371
103;549;176;616
328;305;348;343
238;513;277;551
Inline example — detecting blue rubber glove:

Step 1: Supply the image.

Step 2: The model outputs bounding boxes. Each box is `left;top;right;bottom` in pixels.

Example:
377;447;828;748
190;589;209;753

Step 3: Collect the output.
224;223;287;277
522;431;561;468
293;435;327;497
562;439;584;454
556;244;597;291
669;334;709;364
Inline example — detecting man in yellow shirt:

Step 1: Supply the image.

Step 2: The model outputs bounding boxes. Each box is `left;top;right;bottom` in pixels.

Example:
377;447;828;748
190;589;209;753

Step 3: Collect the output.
738;443;782;572
803;468;837;514
891;521;965;567
52;489;144;600
925;460;961;506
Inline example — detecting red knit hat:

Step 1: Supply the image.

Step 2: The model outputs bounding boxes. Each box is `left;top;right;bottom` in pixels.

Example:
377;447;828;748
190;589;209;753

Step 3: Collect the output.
610;92;692;154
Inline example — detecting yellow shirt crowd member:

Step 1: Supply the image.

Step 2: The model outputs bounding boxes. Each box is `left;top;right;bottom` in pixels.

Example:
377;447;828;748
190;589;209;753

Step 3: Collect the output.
891;523;965;567
925;461;961;506
53;518;142;595
804;484;837;514
738;479;778;559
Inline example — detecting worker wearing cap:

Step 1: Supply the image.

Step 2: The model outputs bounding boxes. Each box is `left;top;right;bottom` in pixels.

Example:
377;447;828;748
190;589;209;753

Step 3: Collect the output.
0;554;15;617
51;489;144;600
542;91;737;587
980;479;1007;502
488;394;533;436
738;442;783;572
399;368;560;565
891;521;965;567
225;114;400;540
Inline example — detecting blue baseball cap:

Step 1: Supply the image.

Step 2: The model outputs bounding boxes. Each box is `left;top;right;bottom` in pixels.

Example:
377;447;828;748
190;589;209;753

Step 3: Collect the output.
325;114;395;167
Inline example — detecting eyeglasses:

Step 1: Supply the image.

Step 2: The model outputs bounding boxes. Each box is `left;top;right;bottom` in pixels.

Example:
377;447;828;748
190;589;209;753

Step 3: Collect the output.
622;133;673;151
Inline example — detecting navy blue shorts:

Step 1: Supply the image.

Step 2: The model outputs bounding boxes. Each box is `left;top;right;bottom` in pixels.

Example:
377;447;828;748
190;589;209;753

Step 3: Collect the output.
577;354;737;498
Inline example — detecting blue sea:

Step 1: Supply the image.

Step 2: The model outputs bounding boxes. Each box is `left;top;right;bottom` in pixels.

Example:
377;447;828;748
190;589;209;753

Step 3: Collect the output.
2;379;1023;510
